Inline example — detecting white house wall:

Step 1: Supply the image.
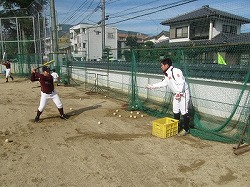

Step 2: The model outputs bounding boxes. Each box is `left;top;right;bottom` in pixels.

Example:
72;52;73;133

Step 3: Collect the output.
70;24;118;61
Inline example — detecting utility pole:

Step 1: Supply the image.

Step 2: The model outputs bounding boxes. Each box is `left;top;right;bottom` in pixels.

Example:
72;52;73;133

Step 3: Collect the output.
50;0;58;65
101;0;105;60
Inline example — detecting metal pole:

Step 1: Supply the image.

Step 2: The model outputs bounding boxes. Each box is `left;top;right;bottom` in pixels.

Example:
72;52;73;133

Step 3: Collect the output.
50;0;58;65
38;13;42;55
16;18;20;54
0;18;3;56
32;16;37;54
101;0;105;60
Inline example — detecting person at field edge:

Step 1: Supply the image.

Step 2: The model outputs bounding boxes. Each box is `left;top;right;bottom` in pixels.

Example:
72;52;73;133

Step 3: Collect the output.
51;69;60;86
30;66;68;122
146;58;190;136
2;59;14;82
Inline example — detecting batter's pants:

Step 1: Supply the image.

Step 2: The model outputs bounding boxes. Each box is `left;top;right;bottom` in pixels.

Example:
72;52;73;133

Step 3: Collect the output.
38;90;63;112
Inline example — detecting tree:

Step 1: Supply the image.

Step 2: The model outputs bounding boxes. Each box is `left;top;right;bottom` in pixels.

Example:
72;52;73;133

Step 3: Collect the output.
0;0;48;58
144;41;154;48
123;50;132;62
103;48;113;62
125;36;140;49
0;0;48;10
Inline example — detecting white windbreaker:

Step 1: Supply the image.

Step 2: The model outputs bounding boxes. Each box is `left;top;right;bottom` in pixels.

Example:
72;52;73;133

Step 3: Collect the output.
152;66;188;94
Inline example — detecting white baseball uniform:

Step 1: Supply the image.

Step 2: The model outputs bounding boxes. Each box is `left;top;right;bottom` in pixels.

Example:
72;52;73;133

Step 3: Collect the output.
51;72;59;82
151;66;190;115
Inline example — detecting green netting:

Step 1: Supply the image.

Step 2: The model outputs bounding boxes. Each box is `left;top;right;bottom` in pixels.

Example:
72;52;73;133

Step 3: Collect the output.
6;41;249;145
129;45;250;144
8;53;69;81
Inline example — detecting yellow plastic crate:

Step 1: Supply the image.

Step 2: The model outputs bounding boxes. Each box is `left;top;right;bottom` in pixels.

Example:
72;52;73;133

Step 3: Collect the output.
152;117;179;138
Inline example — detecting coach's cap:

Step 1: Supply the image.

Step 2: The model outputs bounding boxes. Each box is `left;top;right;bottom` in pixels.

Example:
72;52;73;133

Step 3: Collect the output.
42;66;50;72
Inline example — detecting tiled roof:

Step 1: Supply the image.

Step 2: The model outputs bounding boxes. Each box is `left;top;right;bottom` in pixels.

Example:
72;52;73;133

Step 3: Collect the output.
117;29;148;36
161;5;250;25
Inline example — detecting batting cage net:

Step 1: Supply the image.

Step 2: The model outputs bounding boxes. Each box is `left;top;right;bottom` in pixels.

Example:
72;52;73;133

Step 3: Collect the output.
2;46;249;145
128;46;250;144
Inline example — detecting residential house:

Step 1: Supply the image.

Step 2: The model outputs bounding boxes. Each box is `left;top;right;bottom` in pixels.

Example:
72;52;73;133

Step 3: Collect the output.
70;23;117;61
159;5;250;65
43;24;73;58
58;24;73;54
117;30;148;60
144;31;169;44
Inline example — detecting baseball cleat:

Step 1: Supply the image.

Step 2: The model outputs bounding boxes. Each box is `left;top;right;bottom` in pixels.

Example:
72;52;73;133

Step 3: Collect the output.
60;114;69;120
34;116;40;123
178;129;189;136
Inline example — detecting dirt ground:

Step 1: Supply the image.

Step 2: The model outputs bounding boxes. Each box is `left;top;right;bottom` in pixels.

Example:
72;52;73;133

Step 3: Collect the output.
0;76;249;187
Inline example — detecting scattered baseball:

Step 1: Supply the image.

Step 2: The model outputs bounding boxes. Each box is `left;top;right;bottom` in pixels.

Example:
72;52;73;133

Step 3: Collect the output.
130;111;133;114
104;96;107;97
98;121;101;124
129;115;133;118
116;109;119;112
141;114;144;117
136;111;140;114
5;139;8;143
80;98;82;100
133;116;137;119
70;108;73;110
113;112;116;115
118;115;122;117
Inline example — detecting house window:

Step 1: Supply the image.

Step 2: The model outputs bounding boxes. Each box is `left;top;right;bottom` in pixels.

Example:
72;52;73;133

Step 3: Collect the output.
95;31;101;35
82;43;86;48
81;28;86;34
222;25;237;34
108;33;114;39
176;27;188;38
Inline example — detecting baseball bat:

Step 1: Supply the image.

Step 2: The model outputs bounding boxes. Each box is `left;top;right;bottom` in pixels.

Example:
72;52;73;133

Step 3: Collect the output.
37;60;55;69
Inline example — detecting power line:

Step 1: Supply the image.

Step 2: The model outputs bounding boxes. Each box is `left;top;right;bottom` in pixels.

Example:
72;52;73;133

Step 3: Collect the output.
61;0;89;24
70;0;99;25
61;0;79;22
107;0;197;25
107;0;163;18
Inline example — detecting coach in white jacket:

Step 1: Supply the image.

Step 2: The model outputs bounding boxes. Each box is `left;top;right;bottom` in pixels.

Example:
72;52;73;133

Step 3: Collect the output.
146;58;190;136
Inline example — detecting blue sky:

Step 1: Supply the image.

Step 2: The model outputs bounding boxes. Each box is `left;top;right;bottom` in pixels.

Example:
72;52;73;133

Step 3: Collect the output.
51;0;250;36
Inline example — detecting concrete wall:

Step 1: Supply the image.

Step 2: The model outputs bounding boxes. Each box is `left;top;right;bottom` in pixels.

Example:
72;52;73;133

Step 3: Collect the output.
71;67;250;120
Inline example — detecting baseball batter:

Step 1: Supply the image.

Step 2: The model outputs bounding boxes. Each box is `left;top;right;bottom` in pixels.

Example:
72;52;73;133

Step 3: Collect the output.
2;60;14;82
30;66;68;122
146;58;190;136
